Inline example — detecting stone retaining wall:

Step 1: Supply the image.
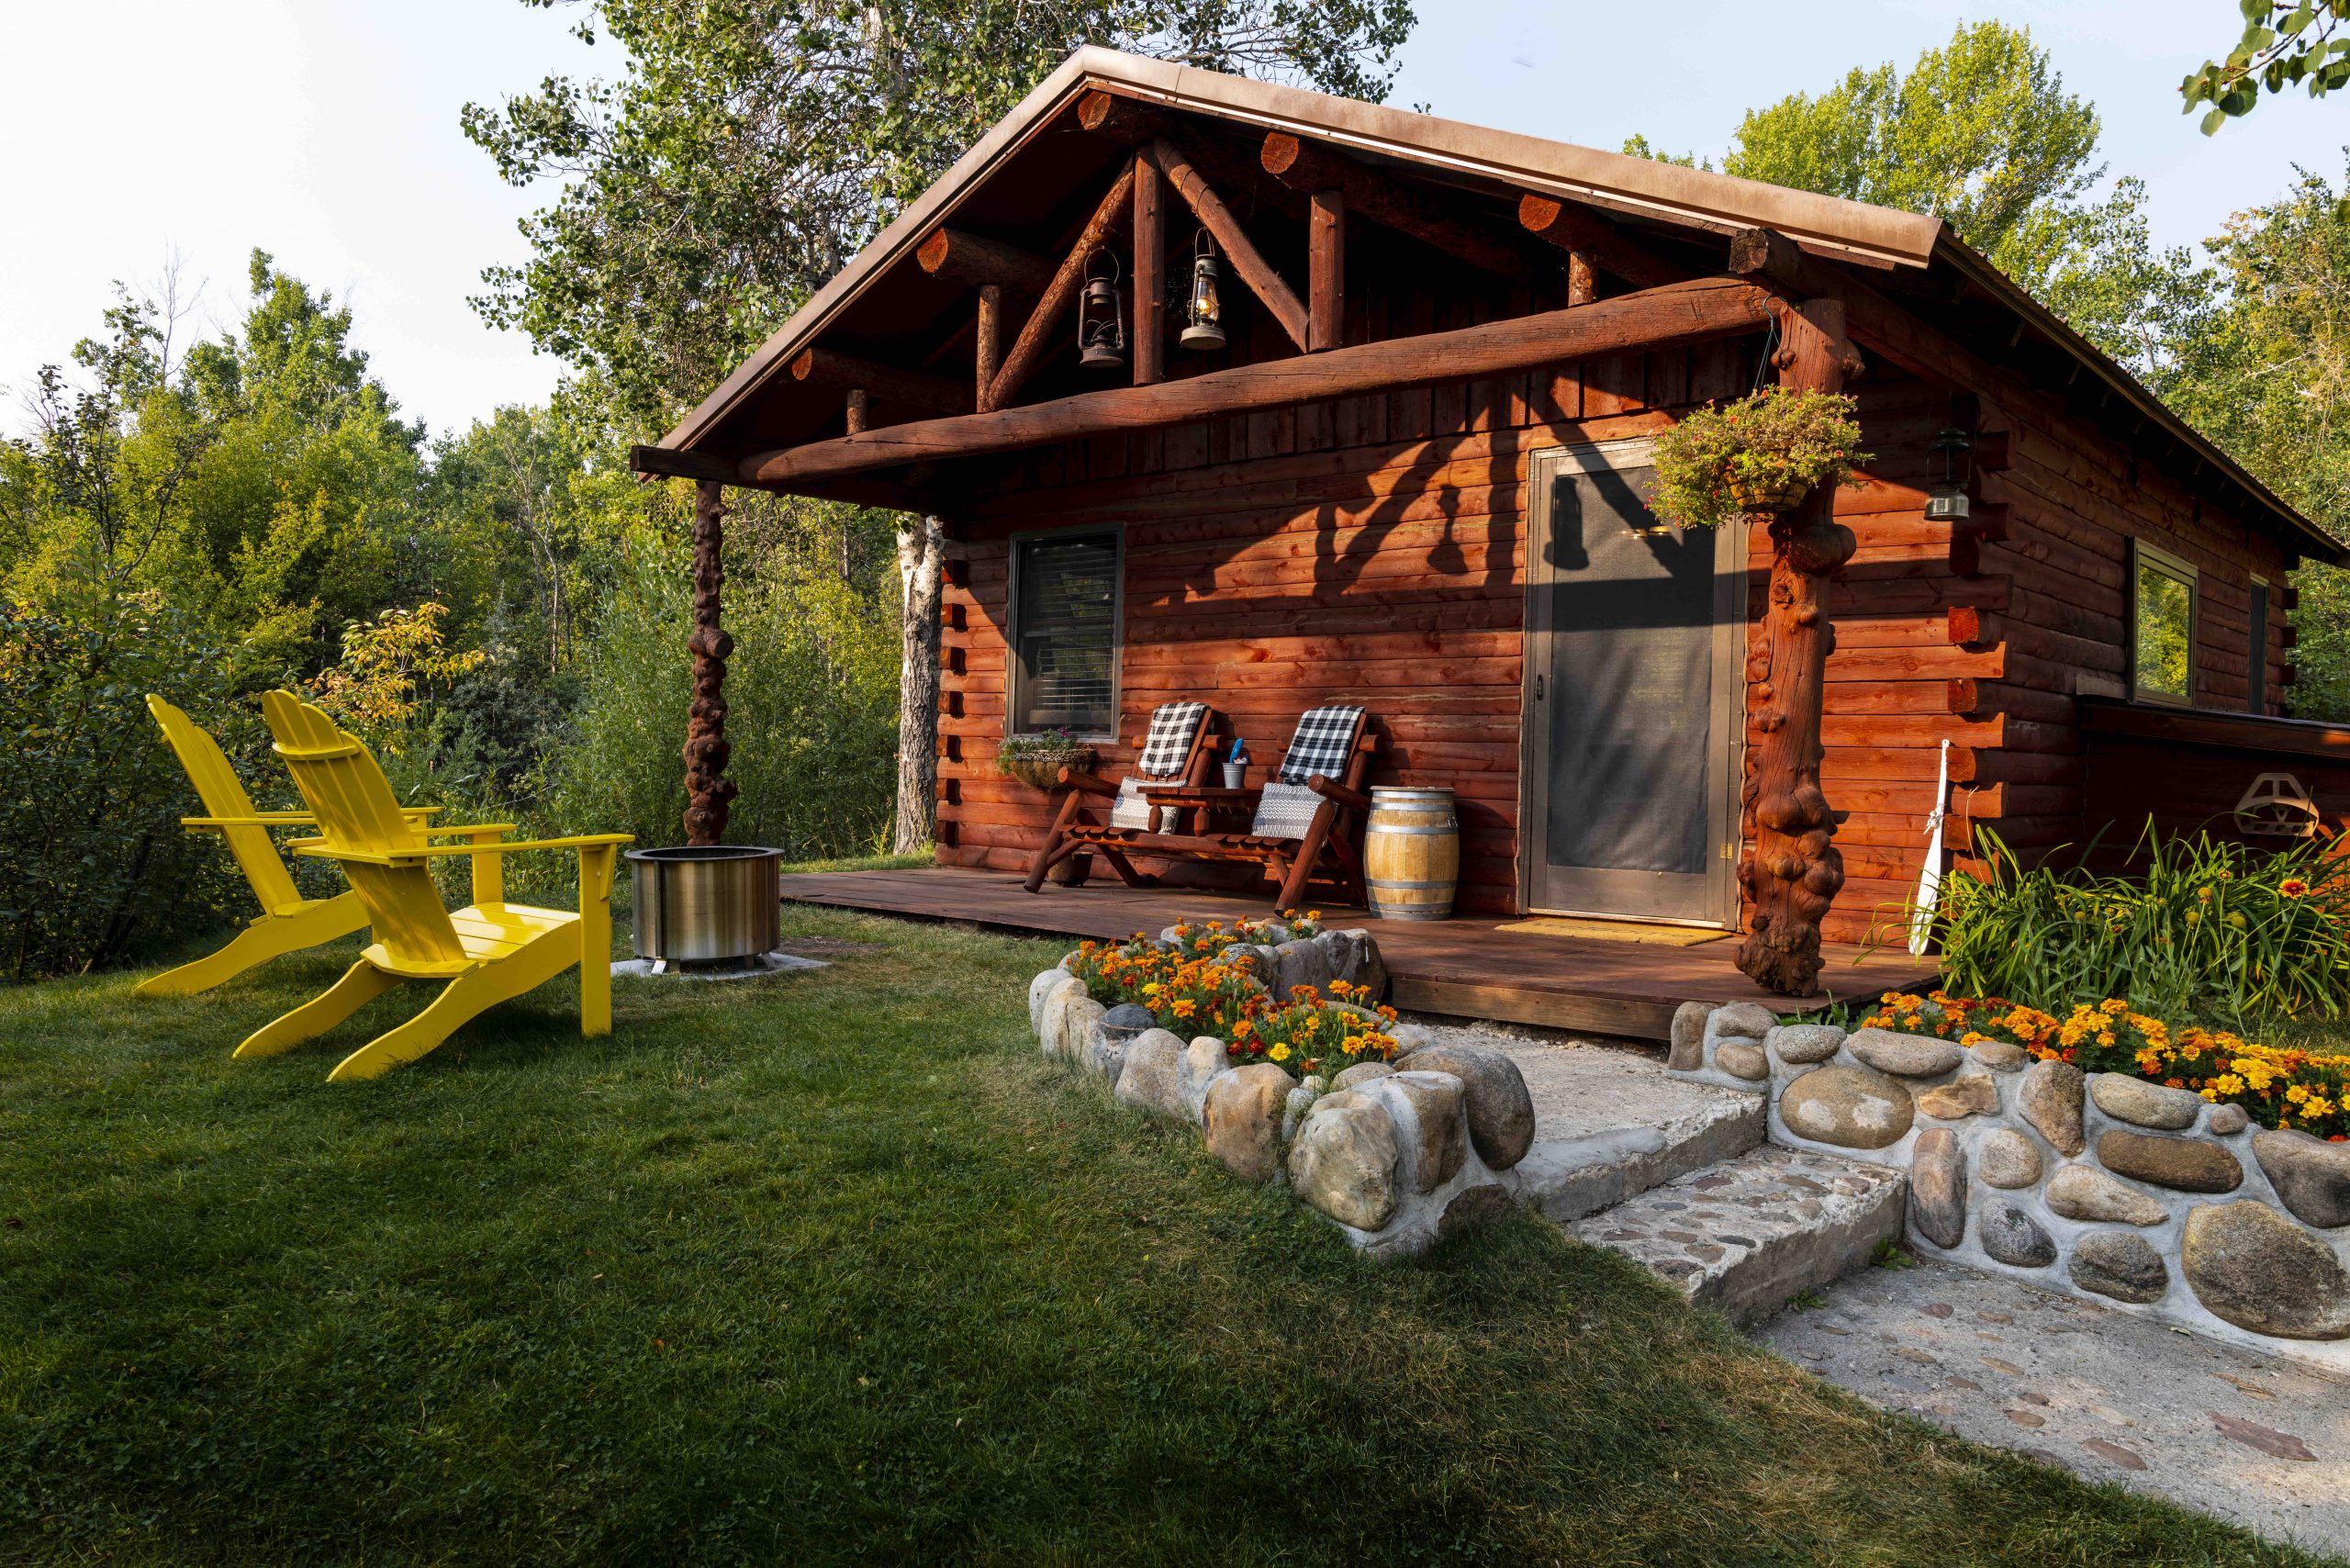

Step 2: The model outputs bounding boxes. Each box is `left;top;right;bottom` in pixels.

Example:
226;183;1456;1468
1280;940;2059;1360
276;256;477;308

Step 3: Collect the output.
1028;928;1535;1257
1670;1001;2350;1370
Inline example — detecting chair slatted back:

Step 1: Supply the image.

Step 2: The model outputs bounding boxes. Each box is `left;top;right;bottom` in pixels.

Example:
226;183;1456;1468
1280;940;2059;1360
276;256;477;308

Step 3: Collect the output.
147;695;305;915
260;691;465;967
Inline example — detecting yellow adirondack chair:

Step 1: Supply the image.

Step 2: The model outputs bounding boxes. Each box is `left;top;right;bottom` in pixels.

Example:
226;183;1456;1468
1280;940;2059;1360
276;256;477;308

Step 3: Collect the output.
240;689;632;1081
137;694;442;997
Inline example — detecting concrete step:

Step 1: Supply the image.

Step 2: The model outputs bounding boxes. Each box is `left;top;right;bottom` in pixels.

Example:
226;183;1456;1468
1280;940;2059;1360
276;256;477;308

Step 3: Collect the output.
1568;1145;1909;1324
1485;1037;1766;1224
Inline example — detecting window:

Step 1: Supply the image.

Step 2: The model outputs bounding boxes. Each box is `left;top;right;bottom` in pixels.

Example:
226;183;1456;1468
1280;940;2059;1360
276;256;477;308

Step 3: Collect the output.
2248;577;2270;715
2130;539;2197;707
1008;528;1121;737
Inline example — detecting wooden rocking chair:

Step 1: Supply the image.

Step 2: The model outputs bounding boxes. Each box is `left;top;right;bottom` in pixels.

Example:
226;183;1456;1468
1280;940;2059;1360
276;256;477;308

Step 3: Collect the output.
1024;700;1223;893
238;690;632;1081
136;694;442;997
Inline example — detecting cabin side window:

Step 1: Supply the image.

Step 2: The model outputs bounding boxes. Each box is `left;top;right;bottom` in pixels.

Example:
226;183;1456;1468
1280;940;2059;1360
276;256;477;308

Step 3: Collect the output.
2130;539;2197;707
1007;527;1122;738
2247;577;2270;715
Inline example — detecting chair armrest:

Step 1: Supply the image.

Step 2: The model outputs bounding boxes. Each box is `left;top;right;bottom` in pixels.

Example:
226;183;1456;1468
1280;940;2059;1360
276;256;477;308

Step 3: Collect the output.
421;824;519;839
1305;774;1371;813
182;812;316;827
294;833;634;866
1057;767;1121;799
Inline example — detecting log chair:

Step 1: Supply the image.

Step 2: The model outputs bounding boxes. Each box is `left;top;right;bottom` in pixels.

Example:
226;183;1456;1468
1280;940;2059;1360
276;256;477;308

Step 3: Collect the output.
1024;701;1224;892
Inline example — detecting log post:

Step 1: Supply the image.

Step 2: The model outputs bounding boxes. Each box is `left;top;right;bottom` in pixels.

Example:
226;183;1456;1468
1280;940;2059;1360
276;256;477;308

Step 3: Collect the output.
1133;154;1164;385
1308;189;1344;351
683;478;738;846
893;515;946;854
1566;251;1596;307
974;287;1001;407
1734;298;1864;995
845;388;870;435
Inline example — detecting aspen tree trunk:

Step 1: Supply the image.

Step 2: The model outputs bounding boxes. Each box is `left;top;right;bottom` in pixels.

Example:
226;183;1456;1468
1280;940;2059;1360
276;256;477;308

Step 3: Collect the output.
893;514;946;855
683;479;737;846
1734;299;1863;995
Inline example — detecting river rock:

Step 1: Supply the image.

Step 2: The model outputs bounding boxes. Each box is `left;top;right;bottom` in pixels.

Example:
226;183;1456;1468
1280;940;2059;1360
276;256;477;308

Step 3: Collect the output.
1030;967;1075;1034
1389;1043;1535;1170
1778;1065;1915;1149
1438;1182;1514;1242
2098;1130;2244;1193
1082;1007;1126;1079
1331;1060;1395;1090
2071;1231;2169;1305
2020;1060;2087;1156
1281;1078;1328;1144
1668;1001;1711;1071
1202;1063;1297;1183
2182;1202;2350;1340
1376;1070;1468;1192
1322;928;1387;1000
1718;1042;1770;1081
1270;937;1334;1000
1969;1039;2028;1071
1917;1074;1999;1120
1113;1029;1188;1117
1064;997;1109;1069
1845;1027;1964;1079
2089;1073;2204;1131
1910;1128;1967;1249
1765;1024;1844;1065
2210;1103;2250;1136
1180;1036;1229;1121
2253;1129;2350;1229
2045;1163;2168;1226
1387;1023;1435;1052
1978;1128;2044;1190
1979;1199;2057;1269
1287;1096;1399;1230
1708;1002;1777;1043
1036;975;1087;1056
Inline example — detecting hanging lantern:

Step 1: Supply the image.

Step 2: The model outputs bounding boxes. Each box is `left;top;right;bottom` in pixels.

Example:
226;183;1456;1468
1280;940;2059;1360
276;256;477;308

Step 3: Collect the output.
1077;250;1125;372
1925;426;1974;522
1181;230;1225;352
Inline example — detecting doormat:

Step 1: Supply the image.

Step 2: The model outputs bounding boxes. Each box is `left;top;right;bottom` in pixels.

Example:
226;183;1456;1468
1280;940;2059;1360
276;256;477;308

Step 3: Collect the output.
1494;917;1730;946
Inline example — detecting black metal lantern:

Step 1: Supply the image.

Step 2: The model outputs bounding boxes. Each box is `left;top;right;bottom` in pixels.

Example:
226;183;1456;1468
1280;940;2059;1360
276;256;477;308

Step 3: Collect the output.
1926;427;1974;521
1181;230;1225;352
1077;250;1125;371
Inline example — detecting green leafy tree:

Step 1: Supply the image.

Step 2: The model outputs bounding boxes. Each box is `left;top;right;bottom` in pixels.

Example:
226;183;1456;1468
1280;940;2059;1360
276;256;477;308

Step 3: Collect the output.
464;0;1417;427
2184;1;2350;132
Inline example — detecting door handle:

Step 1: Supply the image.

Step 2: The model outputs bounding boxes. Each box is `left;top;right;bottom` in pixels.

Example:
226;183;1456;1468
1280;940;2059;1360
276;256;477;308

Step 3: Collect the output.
1534;675;1545;700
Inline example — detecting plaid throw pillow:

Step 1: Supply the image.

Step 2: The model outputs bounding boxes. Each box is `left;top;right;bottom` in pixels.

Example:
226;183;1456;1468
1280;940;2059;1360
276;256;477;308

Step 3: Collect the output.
1136;700;1208;779
1275;704;1364;785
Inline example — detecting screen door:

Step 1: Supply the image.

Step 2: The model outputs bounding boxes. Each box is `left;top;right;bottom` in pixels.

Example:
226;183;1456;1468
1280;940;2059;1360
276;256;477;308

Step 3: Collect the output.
1519;440;1741;923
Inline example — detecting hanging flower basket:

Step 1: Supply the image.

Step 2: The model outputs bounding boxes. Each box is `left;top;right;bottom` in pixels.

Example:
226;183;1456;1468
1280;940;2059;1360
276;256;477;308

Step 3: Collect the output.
997;733;1096;790
1648;387;1872;531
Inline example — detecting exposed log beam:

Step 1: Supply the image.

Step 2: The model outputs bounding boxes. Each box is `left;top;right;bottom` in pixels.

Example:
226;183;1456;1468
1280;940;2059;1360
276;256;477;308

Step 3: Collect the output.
1077;89;1161;144
974;285;1002;407
1517;193;1684;291
790;348;968;415
988;155;1136;412
1150;137;1309;352
1133;152;1165;386
742;275;1774;488
914;227;1053;294
631;443;742;484
1309;189;1343;352
1259;131;1541;284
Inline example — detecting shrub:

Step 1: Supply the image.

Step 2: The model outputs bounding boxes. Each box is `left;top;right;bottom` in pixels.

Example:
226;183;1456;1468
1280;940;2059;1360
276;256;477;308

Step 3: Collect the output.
1647;386;1871;530
1927;825;2350;1027
1862;991;2348;1141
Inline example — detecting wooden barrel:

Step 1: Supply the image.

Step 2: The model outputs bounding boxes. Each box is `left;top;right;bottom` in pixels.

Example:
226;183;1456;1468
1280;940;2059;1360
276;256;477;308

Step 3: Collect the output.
1363;787;1459;921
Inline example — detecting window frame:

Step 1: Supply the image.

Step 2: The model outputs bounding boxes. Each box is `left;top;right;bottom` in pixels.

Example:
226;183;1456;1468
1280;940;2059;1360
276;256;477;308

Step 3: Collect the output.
2128;537;2199;709
1004;523;1125;743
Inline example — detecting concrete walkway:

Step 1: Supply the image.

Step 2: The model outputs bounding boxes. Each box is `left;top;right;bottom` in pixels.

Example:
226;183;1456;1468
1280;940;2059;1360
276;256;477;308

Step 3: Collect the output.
1763;1255;2350;1561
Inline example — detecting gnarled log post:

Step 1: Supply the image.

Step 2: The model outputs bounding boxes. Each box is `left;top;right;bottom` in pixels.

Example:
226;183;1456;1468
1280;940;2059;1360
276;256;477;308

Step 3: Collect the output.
893;515;946;854
1734;298;1863;995
683;478;737;846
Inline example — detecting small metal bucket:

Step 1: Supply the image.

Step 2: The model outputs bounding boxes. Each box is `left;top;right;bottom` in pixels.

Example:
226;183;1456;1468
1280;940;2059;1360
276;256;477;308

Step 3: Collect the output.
628;846;781;966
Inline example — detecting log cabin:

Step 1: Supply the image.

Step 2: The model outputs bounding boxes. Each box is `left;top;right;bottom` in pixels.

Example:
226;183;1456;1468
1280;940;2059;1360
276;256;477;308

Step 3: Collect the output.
636;47;2349;1002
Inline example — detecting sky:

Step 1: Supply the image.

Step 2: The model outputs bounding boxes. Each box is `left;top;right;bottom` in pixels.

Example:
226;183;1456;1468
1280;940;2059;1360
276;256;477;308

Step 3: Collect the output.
2;0;2337;442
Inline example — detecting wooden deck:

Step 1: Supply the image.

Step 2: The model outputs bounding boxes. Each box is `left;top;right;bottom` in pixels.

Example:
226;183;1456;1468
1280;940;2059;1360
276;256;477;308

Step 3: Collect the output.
778;867;1937;1041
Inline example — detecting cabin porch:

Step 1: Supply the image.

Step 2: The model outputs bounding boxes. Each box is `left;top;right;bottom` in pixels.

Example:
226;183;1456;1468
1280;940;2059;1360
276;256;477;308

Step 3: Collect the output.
778;865;1938;1040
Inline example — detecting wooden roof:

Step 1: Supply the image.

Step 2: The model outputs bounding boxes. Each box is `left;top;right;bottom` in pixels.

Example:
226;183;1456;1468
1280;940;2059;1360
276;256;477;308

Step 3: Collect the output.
654;46;2342;566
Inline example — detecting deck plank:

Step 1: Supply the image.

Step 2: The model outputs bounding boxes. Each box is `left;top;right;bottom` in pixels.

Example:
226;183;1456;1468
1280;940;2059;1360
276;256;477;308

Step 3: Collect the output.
778;868;1936;1040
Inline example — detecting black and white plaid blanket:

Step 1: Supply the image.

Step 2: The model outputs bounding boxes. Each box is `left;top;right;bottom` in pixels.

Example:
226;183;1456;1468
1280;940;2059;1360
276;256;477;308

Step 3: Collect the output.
1275;703;1364;785
1136;700;1208;778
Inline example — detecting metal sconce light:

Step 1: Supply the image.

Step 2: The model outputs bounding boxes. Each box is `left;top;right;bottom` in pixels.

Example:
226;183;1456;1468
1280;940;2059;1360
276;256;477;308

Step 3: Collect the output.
1180;230;1225;352
1077;250;1126;372
1926;426;1974;522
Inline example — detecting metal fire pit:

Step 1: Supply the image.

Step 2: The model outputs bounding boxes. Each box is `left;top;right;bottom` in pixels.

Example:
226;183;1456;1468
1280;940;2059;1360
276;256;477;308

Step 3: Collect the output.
628;846;782;969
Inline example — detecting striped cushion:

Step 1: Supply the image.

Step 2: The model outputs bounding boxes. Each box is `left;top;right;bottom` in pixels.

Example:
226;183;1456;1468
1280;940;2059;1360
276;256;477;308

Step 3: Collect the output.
1248;780;1325;839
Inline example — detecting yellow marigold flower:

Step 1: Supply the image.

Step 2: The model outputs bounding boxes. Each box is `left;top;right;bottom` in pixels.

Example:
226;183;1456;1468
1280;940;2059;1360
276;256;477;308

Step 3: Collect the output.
2214;1074;2245;1096
1961;1031;1990;1046
2097;1032;2117;1047
1171;999;1197;1019
2099;998;2127;1015
1269;1043;1292;1063
2288;1084;2311;1104
2201;1087;2220;1102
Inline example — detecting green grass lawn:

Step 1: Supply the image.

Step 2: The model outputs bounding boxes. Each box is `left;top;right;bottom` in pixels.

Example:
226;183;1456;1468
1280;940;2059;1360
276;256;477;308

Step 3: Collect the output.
0;908;2333;1566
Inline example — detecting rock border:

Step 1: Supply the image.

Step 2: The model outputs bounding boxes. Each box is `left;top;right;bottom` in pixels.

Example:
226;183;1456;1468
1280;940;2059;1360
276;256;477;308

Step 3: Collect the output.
1030;928;1535;1257
1669;1001;2350;1371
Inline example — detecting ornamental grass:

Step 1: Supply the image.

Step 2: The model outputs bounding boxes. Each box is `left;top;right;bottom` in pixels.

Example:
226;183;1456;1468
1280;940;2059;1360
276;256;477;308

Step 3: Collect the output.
1070;916;1398;1079
1860;991;2350;1142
